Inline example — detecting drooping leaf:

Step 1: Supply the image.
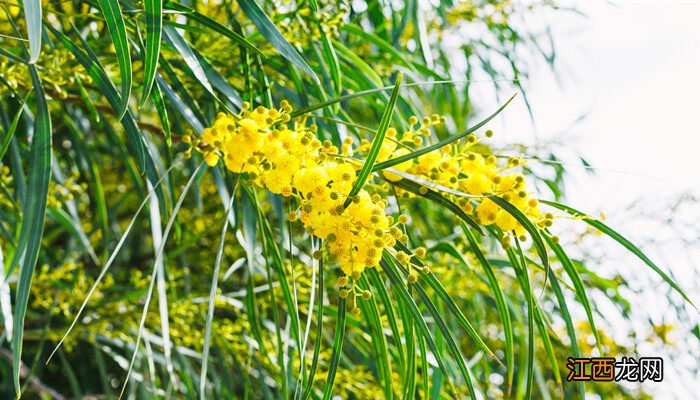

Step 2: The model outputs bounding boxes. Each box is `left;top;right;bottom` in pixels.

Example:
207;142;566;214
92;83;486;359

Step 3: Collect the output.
140;0;163;106
0;92;29;162
343;72;402;208
96;0;132;119
237;0;320;83
541;200;694;306
11;64;52;397
21;0;42;64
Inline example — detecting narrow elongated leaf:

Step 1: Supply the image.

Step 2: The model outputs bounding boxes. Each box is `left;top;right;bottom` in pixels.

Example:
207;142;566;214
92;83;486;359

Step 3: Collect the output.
0;93;29;162
343;73;402;208
147;181;175;387
47;25;168;209
290;79;466;118
118;163;205;398
367;269;405;369
163;25;213;94
237;0;319;83
379;256;460;397
373;94;516;171
332;40;384;87
300;256;324;400
321;298;346;400
140;0;163;105
201;192;236;399
463;225;515;390
394;242;499;363
508;241;534;400
46;163;179;363
163;1;262;55
318;26;341;97
151;79;171;146
402;309;416;400
541;200;694;305
342;23;421;74
11;64;51;398
549;265;586;399
192;48;243;110
96;0;132;119
358;275;393;400
544;234;602;355
21;0;41;63
46;26;145;164
533;307;562;390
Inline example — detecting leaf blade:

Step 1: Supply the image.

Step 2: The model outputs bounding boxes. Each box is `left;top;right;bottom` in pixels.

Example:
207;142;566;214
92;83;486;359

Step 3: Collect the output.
140;0;163;105
237;0;319;83
21;0;42;63
372;94;516;172
11;64;52;398
343;73;402;208
541;199;694;306
96;0;132;119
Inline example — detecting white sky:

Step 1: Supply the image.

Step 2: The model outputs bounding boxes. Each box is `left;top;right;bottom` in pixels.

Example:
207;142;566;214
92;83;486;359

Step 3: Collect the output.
501;1;700;207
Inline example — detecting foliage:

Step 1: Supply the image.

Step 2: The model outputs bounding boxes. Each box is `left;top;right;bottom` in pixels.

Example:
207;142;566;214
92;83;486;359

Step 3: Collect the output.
0;0;690;398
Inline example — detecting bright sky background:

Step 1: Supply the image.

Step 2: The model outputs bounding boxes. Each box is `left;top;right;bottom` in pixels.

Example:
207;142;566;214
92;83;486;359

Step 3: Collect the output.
500;1;700;206
481;1;699;397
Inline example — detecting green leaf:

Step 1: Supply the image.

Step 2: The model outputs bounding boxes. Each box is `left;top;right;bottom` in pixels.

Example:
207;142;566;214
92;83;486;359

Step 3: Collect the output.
393;241;499;364
544;233;602;355
402;310;417;400
151;79;171;146
308;0;318;12
11;64;52;398
289;79;464;118
163;25;213;95
321;298;346;400
21;0;42;64
300;254;324;400
0;92;29;162
118;163;206;398
343;73;402;208
372;94;516;172
379;256;462;397
541;200;694;306
46;24;167;208
237;0;320;83
46;163;179;364
367;268;405;370
549;266;586;399
357;275;393;400
96;0;132;120
140;0;163;106
318;25;341;97
201;191;236;399
462;225;515;391
163;1;263;55
508;240;534;400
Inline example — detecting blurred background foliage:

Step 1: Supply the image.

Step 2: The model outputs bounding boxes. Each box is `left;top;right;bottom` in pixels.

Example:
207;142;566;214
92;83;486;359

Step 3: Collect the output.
0;0;693;399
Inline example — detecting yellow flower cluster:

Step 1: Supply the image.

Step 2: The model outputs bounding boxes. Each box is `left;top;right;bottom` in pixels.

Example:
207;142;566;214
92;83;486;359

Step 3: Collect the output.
0;164;13;209
276;4;347;47
190;102;404;277
362;116;552;243
0;46;91;97
47;170;86;209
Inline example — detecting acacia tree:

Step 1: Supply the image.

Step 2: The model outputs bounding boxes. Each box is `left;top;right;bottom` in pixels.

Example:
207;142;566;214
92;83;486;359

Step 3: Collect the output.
0;0;691;398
